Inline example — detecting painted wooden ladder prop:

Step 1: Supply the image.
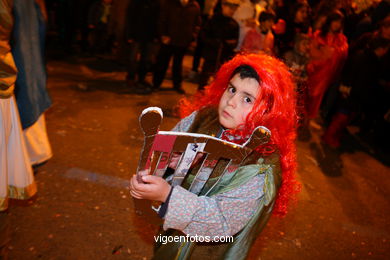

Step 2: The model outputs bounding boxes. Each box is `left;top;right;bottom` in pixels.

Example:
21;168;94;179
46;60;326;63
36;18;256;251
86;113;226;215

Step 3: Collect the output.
133;107;271;224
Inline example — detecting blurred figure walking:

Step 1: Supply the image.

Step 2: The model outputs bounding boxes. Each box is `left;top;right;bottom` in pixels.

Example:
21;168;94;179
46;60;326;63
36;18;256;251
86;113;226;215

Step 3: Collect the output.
125;0;160;94
1;0;37;257
153;0;201;94
87;0;114;54
306;11;348;120
198;0;240;89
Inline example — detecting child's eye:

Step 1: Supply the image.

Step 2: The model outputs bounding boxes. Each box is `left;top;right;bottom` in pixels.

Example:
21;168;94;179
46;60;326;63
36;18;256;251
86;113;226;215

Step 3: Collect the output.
228;86;236;94
243;96;252;104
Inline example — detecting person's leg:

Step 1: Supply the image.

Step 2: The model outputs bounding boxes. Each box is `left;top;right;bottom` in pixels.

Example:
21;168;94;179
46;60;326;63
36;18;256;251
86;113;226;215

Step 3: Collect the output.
191;15;208;73
153;44;173;89
320;81;340;123
322;112;350;148
131;42;154;94
172;46;187;92
126;41;140;87
95;24;109;53
192;38;203;73
198;58;216;90
138;41;154;83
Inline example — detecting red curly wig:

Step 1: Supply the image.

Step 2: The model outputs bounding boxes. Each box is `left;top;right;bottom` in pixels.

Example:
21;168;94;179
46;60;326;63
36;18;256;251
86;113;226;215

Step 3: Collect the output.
179;53;300;216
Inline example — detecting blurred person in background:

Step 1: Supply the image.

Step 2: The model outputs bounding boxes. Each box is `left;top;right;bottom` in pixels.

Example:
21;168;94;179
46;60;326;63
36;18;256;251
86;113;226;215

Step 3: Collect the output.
87;0;114;54
233;0;267;51
351;14;390;54
322;37;389;148
198;0;240;89
284;33;311;140
241;10;276;55
188;0;219;82
1;0;37;257
274;2;311;56
125;0;160;95
152;0;201;94
11;0;53;167
306;11;348;122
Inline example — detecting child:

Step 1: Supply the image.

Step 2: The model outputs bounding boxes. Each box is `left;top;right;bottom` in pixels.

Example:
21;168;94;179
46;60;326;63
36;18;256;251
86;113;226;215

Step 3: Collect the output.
240;11;276;55
130;53;298;259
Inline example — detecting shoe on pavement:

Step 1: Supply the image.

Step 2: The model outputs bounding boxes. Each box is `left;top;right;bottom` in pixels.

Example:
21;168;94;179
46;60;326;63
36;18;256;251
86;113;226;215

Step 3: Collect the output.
134;84;152;95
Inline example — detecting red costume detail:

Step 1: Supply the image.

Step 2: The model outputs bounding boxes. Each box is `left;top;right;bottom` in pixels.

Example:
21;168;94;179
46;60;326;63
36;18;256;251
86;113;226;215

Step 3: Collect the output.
179;53;300;216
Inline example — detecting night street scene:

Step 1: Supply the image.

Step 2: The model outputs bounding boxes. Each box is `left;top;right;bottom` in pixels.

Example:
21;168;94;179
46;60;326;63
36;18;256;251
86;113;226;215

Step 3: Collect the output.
1;0;389;259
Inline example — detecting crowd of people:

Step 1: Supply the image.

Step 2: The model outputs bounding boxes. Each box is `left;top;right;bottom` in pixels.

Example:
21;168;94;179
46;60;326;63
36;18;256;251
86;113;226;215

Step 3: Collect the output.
45;0;389;150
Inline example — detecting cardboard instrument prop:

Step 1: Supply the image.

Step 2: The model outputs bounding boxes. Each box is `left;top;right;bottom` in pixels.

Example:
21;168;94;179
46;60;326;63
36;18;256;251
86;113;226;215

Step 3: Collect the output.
133;107;271;224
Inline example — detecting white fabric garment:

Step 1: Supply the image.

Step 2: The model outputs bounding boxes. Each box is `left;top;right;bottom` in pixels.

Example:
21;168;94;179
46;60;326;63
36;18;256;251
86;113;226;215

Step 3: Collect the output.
0;96;35;211
23;114;52;166
233;0;265;50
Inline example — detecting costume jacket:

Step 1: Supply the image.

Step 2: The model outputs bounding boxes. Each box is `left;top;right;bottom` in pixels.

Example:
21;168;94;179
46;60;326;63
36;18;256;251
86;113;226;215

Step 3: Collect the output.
125;0;160;42
158;0;201;47
11;0;52;129
201;12;239;64
153;107;282;260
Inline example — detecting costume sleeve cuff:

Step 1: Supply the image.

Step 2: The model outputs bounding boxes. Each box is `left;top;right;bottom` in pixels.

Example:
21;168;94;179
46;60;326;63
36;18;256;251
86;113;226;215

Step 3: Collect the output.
158;187;173;218
163;185;200;231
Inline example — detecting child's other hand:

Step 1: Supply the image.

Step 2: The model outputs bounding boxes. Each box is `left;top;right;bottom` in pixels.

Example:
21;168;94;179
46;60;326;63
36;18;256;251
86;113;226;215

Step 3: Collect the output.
130;175;171;203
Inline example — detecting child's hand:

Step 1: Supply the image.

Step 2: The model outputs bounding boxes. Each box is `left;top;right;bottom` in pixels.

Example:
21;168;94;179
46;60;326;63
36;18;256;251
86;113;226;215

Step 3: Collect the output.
130;174;171;203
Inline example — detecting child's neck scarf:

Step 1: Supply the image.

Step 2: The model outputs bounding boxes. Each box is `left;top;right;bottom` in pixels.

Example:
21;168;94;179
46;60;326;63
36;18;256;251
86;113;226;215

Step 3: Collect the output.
220;129;251;145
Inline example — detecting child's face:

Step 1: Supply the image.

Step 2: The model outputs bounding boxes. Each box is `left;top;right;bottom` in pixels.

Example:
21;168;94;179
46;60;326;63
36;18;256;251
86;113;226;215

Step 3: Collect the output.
261;20;274;31
295;7;308;23
218;74;260;130
330;20;342;33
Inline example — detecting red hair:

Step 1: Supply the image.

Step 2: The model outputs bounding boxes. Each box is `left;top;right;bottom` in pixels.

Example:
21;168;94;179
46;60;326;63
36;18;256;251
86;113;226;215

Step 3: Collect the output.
179;53;300;216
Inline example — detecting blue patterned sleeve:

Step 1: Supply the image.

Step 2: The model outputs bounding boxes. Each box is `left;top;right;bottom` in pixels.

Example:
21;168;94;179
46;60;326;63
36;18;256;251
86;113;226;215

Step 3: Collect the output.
171;111;198;132
162;174;265;237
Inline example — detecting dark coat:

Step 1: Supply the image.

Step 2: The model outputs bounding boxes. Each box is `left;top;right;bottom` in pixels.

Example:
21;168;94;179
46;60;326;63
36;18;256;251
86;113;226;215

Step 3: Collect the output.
126;0;160;42
341;49;388;114
88;1;110;26
158;0;201;47
201;13;239;63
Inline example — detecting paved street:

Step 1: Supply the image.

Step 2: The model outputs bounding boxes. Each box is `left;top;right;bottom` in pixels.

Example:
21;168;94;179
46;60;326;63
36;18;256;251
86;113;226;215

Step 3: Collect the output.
6;55;390;259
